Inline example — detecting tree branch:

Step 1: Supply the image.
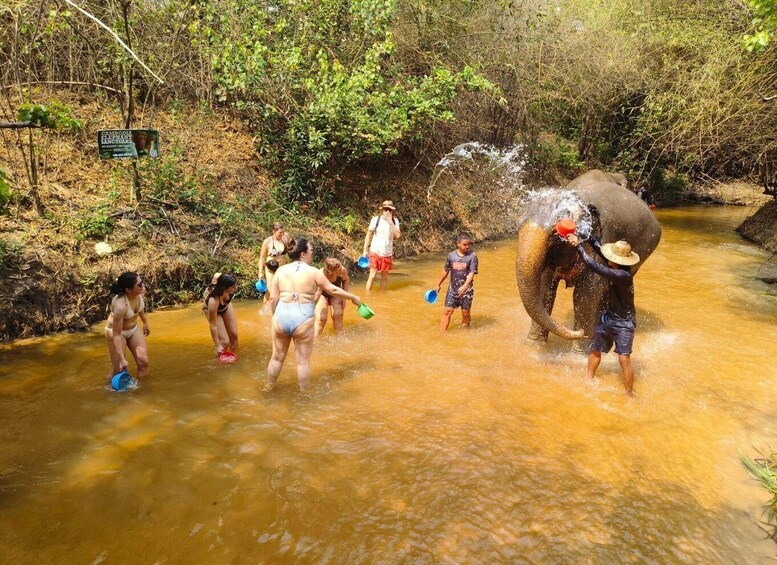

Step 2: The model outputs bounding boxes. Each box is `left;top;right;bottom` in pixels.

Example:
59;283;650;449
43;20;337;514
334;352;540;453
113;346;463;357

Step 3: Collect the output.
58;0;164;84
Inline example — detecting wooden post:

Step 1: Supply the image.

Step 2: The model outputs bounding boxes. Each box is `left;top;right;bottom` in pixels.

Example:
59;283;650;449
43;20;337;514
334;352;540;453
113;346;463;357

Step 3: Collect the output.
131;161;141;202
28;127;43;216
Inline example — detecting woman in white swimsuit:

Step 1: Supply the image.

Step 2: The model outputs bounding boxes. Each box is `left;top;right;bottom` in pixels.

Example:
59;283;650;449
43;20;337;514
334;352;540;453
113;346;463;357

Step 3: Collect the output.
265;239;362;391
258;222;291;301
105;272;150;379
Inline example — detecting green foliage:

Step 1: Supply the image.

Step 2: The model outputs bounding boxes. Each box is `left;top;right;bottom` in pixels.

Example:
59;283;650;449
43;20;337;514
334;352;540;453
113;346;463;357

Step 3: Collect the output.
16;102;83;131
744;0;777;51
201;0;495;202
741;451;777;530
78;204;116;240
0;169;13;213
531;139;584;172
0;238;24;271
322;209;360;234
137;152;209;212
649;168;689;196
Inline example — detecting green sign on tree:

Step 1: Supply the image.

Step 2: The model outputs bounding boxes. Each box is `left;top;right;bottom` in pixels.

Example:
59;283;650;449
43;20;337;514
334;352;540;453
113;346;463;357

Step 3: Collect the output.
98;129;159;160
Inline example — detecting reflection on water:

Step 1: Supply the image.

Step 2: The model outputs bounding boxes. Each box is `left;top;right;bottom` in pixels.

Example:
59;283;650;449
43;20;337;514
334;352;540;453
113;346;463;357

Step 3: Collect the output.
1;206;776;562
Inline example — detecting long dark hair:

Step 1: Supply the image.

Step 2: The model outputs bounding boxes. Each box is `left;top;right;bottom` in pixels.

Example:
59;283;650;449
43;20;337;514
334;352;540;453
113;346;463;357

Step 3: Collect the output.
204;273;237;308
288;238;310;261
110;272;139;295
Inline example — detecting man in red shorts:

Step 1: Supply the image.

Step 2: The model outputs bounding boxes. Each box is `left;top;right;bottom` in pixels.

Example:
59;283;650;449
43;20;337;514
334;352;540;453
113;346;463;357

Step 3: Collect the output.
362;200;401;291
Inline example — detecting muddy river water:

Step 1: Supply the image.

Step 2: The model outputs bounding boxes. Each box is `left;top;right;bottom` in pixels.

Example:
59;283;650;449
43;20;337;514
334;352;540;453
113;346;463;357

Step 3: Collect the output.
1;206;776;563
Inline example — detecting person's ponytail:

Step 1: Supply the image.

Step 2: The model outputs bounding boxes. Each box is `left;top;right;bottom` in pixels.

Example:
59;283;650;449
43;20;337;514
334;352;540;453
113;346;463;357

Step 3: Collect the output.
110;272;138;295
287;238;310;261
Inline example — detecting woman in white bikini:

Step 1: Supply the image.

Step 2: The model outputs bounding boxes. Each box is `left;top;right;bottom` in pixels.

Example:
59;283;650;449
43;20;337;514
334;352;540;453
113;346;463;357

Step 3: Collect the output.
265;239;362;391
258;222;291;301
105;272;150;379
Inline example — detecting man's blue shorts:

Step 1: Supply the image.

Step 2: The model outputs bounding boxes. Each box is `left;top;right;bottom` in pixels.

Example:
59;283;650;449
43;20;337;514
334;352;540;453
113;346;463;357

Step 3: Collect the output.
445;287;474;310
590;312;635;355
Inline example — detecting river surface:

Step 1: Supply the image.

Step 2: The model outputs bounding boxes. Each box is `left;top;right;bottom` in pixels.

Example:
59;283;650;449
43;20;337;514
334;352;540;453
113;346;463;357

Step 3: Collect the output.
1;206;776;563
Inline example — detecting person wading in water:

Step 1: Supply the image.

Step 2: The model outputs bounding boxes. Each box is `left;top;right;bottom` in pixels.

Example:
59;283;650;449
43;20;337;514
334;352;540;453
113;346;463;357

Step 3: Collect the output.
105;272;150;380
566;234;640;395
265;239;362;391
258;222;291;302
362;200;400;291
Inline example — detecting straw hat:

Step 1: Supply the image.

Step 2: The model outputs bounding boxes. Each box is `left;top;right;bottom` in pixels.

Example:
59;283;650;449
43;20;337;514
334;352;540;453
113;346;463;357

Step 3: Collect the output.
601;241;640;266
381;200;396;210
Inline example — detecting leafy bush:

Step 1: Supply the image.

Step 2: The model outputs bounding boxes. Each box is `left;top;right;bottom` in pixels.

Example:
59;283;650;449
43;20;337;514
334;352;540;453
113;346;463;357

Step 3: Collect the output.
322;209;360;234
78;205;116;240
17;101;83;132
0;239;24;271
202;0;495;202
138;153;207;212
0;169;13;213
531;139;585;172
649;168;690;197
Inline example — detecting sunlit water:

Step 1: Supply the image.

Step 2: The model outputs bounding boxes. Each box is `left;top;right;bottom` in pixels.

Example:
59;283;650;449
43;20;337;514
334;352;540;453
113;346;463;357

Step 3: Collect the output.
1;206;776;563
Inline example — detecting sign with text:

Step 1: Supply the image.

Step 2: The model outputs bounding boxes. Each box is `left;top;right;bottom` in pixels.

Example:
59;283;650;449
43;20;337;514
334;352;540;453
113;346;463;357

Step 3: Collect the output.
97;129;159;160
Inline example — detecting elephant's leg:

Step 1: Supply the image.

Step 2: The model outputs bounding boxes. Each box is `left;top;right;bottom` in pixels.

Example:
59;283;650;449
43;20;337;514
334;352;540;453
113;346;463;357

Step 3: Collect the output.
528;270;560;342
572;269;608;353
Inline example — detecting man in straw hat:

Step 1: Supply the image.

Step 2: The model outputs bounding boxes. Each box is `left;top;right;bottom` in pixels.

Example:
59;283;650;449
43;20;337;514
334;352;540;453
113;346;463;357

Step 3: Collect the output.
362;200;401;291
566;234;640;395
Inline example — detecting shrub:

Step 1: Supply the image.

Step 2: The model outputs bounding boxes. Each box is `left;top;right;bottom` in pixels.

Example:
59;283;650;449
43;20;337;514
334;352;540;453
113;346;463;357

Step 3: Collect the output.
0;239;24;272
322;210;360;234
78;205;116;240
0;169;12;213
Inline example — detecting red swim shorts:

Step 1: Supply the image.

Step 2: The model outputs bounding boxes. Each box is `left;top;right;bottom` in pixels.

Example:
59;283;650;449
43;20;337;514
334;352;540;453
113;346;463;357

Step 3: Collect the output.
368;253;393;272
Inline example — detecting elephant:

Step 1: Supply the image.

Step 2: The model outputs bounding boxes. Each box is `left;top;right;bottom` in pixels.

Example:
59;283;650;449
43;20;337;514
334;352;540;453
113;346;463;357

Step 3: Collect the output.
515;169;661;345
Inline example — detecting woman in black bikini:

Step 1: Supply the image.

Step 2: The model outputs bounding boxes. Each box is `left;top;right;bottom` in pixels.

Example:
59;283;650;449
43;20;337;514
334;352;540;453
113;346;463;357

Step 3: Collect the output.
314;258;350;336
258;222;290;301
203;273;238;356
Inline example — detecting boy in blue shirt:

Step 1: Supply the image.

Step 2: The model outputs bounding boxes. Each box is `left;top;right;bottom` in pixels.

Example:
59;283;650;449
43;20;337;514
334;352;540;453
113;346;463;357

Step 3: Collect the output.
435;232;479;331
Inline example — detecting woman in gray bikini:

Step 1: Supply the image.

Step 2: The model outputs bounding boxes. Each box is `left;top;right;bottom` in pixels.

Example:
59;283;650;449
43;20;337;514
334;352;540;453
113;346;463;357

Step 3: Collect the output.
105;272;150;379
265;239;362;391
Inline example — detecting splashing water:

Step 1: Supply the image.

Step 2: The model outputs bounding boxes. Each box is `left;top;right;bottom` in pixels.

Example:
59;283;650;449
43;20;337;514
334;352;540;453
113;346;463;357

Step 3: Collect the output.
429;142;596;238
520;188;595;239
427;142;527;205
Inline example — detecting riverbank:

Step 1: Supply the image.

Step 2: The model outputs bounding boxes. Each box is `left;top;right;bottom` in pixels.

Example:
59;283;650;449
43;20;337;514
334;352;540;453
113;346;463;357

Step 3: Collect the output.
1;97;775;341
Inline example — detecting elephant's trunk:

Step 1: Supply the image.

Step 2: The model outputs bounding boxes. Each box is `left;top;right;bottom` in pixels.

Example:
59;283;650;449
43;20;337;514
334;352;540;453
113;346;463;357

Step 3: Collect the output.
516;223;584;340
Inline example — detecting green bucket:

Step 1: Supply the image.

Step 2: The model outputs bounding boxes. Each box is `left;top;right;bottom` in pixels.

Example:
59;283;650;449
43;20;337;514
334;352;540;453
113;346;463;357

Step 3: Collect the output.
357;303;375;319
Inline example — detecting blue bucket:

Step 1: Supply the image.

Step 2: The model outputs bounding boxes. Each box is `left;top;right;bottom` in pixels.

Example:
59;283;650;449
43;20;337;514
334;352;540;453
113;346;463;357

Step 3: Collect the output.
111;370;134;392
357;256;369;269
424;289;438;304
255;279;268;293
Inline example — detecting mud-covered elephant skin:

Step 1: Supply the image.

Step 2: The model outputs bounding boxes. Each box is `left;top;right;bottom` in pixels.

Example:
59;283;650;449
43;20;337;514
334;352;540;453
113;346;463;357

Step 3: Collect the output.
515;169;661;344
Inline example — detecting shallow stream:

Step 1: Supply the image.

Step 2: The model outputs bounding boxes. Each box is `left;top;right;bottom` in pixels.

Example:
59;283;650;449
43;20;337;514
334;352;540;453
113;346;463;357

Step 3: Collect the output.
1;205;776;562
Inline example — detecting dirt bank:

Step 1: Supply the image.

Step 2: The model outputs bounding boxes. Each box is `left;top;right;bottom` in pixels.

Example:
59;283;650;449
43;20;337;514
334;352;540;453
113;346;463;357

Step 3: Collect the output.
683;180;772;207
737;200;777;254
